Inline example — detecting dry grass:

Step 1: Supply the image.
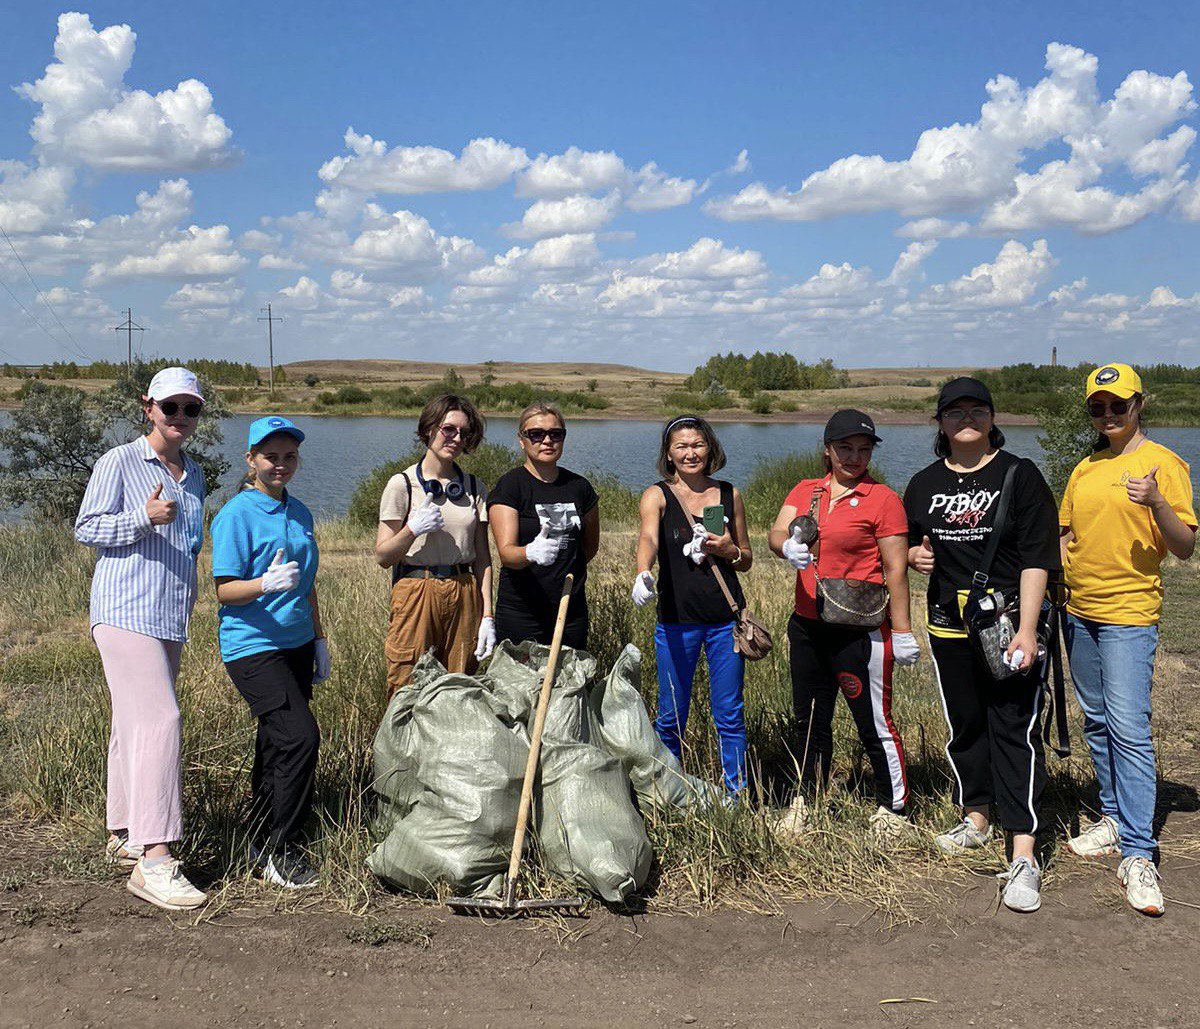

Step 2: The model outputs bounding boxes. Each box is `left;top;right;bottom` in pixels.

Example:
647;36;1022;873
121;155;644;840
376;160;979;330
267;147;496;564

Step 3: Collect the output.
1;514;1197;927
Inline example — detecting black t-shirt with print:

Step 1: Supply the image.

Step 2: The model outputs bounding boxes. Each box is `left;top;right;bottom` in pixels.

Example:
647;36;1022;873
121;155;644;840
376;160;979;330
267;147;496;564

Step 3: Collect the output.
487;466;599;630
903;450;1060;629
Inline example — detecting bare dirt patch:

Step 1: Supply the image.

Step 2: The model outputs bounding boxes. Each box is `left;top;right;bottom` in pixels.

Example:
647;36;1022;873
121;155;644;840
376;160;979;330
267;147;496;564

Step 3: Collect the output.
5;800;1200;1029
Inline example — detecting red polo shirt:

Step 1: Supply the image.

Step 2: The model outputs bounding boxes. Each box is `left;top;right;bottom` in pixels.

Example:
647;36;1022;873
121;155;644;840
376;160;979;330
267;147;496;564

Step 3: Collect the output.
783;476;908;620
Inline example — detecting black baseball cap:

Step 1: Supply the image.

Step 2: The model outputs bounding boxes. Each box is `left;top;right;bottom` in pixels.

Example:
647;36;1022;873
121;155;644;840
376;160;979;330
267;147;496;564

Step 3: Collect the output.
824;409;882;444
937;377;994;414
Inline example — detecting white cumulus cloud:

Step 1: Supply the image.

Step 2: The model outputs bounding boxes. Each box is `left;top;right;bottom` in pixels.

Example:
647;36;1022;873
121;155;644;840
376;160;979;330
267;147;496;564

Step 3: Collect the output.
85;223;246;285
317;132;529;194
705;43;1196;237
516;147;629;198
921;239;1056;308
503;192;622;239
18;12;235;172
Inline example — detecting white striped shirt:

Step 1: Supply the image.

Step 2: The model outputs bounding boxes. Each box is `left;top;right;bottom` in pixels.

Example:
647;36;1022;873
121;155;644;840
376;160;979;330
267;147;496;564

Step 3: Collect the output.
75;437;206;642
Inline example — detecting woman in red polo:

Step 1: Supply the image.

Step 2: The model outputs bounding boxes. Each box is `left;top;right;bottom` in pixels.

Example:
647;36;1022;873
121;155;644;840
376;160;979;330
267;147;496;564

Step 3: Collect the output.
768;410;918;837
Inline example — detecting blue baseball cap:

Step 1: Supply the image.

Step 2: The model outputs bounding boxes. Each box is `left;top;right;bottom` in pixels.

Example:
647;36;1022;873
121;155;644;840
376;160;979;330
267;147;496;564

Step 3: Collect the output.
247;416;305;449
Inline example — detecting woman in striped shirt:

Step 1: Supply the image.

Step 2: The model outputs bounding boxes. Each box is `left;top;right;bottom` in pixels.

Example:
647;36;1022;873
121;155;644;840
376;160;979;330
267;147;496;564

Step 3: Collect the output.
75;367;209;911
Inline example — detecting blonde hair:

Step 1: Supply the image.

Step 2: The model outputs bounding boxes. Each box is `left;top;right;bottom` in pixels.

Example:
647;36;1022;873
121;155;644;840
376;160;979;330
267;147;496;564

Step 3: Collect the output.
518;401;565;431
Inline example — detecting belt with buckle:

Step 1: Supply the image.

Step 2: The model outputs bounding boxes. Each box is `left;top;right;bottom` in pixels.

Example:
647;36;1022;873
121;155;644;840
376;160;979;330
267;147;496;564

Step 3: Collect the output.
396;563;472;580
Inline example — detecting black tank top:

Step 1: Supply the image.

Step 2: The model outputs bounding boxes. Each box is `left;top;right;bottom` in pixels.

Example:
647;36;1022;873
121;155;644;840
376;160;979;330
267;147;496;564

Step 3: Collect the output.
655;480;745;625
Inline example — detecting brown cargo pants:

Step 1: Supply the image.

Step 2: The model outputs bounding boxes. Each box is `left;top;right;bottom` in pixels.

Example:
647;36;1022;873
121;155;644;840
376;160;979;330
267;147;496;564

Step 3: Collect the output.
384;572;481;698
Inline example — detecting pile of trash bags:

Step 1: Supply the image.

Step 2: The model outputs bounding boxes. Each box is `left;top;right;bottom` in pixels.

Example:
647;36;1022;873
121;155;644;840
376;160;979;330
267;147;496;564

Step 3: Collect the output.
367;641;716;903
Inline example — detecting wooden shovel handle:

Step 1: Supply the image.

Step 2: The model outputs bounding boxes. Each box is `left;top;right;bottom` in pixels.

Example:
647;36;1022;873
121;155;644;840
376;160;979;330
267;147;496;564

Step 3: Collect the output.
506;573;575;886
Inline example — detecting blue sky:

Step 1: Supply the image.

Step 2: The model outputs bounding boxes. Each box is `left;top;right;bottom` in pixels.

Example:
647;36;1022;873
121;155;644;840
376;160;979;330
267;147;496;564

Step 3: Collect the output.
0;2;1198;371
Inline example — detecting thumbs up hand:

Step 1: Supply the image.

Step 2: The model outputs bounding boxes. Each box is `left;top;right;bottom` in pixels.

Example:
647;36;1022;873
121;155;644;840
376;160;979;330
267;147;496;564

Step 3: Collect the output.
261;547;301;594
781;526;812;570
145;482;178;525
407;499;444;537
910;535;936;575
1126;466;1163;508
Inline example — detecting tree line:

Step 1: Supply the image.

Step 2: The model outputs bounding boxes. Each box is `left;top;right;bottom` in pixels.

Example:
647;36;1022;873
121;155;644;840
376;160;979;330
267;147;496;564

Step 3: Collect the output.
7;358;262;386
684;352;849;394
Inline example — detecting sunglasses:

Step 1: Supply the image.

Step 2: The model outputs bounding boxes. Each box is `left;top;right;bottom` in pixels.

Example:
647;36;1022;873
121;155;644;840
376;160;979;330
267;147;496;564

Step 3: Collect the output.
1087;399;1130;418
522;427;566;444
438;425;468;440
155;399;203;418
940;405;991;422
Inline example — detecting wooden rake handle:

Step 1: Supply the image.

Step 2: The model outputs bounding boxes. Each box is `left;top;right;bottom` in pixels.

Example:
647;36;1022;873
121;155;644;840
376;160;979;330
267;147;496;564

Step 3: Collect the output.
506;572;575;889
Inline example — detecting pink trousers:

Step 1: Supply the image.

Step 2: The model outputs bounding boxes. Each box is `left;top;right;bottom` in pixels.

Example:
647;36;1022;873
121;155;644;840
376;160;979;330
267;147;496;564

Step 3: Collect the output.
93;624;185;847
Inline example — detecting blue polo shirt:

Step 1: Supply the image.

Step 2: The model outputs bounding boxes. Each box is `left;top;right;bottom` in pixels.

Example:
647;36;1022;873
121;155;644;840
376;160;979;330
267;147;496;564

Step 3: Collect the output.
211;488;319;662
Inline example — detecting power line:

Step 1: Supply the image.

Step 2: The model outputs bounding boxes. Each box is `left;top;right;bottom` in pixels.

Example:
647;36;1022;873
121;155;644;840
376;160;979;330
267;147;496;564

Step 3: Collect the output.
112;308;145;372
259;303;282;396
0;222;91;362
0;265;63;358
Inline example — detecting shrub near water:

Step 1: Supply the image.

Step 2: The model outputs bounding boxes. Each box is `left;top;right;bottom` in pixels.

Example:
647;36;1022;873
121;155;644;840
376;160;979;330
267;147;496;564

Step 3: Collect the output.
346;442;522;530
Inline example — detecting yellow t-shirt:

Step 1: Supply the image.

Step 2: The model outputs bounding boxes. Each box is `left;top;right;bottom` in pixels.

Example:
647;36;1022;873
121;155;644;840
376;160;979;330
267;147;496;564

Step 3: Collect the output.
1059;440;1197;625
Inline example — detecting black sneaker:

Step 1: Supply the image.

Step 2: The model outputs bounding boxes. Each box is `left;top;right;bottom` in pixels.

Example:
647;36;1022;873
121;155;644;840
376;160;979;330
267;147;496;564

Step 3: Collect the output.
262;847;319;890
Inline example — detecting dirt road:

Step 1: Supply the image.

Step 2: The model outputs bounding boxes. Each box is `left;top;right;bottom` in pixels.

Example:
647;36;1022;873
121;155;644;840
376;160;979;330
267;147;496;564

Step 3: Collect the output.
4;837;1198;1029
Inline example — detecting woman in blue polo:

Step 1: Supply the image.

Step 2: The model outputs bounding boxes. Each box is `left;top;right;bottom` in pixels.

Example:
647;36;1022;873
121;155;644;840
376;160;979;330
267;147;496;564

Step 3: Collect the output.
211;416;328;890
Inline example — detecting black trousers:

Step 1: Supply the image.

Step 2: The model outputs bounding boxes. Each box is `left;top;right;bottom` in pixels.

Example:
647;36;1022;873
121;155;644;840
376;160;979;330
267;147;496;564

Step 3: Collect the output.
495;607;588;651
224;642;320;854
929;634;1046;835
787;615;908;812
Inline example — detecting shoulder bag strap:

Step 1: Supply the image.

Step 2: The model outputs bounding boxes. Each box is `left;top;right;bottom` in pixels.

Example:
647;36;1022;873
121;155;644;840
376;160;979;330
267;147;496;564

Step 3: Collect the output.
810;478;831;582
666;479;741;618
972;461;1019;590
707;560;743;620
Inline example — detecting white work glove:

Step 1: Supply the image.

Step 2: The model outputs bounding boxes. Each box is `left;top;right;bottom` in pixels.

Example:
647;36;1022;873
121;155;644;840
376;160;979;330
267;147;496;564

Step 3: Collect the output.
524;527;562;566
474;616;496;661
312;638;331;683
261;549;300;594
682;522;708;565
407;502;444;537
892;631;920;667
781;526;812;570
631;570;656;607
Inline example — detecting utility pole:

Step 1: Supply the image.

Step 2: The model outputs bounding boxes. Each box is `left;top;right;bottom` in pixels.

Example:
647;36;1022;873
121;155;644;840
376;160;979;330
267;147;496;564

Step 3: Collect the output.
258;303;282;396
112;308;145;373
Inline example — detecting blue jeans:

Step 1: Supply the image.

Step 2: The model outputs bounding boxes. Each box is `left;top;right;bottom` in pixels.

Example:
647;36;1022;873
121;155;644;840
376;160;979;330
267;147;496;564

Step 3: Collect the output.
654;621;747;792
1064;614;1159;859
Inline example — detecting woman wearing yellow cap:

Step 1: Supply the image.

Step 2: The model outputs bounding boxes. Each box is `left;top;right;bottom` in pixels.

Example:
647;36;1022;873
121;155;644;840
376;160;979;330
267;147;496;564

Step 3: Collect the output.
1059;363;1196;917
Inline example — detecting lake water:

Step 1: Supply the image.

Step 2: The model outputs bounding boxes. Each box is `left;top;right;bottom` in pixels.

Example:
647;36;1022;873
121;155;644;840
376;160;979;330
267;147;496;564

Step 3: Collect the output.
4;411;1198;520
213;415;1200;519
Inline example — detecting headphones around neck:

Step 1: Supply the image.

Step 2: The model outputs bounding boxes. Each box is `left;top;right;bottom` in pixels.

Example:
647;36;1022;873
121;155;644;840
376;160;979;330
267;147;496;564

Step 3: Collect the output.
415;462;466;501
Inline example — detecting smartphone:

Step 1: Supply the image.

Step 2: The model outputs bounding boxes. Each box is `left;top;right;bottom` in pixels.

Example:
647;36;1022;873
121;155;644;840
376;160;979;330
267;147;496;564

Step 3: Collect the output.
702;504;726;536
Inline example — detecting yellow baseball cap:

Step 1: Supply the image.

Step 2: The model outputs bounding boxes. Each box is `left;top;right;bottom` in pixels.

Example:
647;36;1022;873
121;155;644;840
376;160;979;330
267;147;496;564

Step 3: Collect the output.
1086;362;1143;399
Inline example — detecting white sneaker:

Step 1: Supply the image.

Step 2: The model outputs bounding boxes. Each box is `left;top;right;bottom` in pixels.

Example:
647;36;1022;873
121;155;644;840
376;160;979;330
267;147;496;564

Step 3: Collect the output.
1067;815;1119;857
869;806;911;842
999;856;1042;913
774;794;809;837
105;832;144;868
127;857;207;911
1118;856;1164;916
935;817;992;854
262;848;319;890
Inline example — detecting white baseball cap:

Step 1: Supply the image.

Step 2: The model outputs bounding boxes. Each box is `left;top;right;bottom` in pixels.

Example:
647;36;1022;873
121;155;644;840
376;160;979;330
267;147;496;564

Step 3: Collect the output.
147;366;205;404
